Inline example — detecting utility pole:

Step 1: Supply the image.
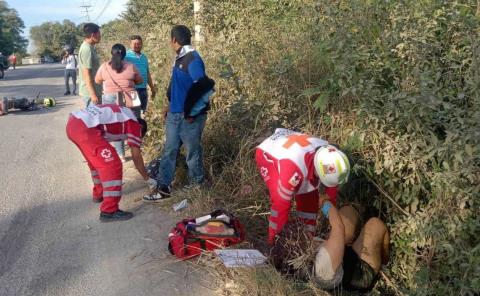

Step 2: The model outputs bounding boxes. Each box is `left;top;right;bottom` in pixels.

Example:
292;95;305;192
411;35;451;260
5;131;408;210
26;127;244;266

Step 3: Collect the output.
193;0;204;49
80;1;92;22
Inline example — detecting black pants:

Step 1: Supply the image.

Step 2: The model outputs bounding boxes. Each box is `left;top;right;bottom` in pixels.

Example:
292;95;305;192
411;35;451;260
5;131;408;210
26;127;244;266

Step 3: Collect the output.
64;69;77;94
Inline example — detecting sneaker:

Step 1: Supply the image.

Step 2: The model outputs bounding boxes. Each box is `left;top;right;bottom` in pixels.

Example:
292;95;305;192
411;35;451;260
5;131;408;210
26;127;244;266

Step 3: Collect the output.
158;184;171;196
93;197;103;203
64;91;71;96
99;210;133;222
142;192;171;203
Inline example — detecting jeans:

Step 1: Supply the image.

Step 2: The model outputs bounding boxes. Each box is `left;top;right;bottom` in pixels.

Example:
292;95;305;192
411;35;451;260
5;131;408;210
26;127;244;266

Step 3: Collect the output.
64;69;77;94
158;112;207;186
136;88;148;112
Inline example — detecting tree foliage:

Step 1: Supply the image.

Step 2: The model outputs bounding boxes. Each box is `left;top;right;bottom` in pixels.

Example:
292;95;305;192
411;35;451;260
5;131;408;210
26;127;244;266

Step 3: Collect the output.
0;0;28;55
105;0;480;294
30;20;81;60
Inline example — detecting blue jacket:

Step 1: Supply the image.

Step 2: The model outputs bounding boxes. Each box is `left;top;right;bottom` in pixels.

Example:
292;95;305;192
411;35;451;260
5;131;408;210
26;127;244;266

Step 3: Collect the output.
167;45;206;113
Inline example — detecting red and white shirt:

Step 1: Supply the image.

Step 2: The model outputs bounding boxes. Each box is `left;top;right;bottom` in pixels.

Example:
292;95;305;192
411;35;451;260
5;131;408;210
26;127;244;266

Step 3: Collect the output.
258;128;329;197
71;104;142;147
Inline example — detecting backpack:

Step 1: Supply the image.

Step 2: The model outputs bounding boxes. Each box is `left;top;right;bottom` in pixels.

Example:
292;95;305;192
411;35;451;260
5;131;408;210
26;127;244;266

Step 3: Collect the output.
168;209;245;259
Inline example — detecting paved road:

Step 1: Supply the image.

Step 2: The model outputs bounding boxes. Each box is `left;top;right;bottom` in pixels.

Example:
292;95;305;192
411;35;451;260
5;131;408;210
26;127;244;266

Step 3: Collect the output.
0;64;213;296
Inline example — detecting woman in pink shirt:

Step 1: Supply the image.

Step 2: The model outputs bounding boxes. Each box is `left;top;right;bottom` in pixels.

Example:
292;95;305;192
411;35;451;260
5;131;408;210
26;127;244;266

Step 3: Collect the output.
95;43;143;161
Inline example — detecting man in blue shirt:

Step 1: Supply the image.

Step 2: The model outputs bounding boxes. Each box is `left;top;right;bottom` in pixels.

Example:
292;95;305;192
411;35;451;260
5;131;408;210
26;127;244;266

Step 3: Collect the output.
125;35;157;116
144;25;214;202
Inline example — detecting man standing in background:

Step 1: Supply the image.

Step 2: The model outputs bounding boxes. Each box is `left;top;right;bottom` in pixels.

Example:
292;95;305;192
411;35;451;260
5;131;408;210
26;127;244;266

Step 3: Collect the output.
78;23;102;107
9;53;16;70
62;46;77;95
125;35;157;117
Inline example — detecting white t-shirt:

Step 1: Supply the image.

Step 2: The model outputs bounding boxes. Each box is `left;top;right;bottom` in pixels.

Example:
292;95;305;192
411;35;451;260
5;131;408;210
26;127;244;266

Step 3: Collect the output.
62;55;77;70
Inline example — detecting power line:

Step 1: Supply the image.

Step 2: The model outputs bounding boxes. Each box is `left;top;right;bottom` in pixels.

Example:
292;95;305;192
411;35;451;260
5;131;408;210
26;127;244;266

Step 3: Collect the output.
80;0;92;21
92;0;113;22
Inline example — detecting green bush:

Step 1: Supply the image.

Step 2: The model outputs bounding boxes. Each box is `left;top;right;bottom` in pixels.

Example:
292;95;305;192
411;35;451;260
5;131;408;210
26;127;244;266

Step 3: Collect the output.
104;0;480;294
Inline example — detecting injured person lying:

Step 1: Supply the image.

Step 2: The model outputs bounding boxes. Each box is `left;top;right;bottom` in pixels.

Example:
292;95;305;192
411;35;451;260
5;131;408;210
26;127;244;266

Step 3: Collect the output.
271;196;390;292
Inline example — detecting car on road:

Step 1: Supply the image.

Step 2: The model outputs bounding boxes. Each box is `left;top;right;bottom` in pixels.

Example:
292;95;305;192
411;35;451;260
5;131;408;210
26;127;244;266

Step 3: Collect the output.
0;54;10;79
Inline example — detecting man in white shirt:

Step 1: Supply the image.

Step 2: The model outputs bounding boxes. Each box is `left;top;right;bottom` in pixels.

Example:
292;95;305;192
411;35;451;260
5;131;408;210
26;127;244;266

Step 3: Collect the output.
62;46;77;95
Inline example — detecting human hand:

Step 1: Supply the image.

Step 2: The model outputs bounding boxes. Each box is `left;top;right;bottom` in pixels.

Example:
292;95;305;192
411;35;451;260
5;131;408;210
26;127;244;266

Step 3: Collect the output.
162;105;168;121
150;85;157;98
91;95;100;105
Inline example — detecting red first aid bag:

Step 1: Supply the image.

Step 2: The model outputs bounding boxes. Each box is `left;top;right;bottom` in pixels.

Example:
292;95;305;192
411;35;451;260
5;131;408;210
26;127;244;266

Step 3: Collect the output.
168;209;245;259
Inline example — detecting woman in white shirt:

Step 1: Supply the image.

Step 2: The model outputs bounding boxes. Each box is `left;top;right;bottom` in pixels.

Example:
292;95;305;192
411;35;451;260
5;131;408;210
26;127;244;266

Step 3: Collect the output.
62;47;77;95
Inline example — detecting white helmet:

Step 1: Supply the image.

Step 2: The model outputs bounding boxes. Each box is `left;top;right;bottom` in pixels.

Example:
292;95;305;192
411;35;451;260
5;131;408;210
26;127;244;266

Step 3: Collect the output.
314;145;350;187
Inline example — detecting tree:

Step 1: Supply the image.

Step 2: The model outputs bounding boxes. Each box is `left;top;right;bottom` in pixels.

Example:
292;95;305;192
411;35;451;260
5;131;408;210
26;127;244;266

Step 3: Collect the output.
0;0;28;55
30;20;81;60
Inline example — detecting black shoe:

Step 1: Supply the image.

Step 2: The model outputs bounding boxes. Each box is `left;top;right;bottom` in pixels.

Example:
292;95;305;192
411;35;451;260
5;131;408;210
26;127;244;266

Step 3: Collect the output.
158;184;171;196
99;210;133;222
64;91;71;95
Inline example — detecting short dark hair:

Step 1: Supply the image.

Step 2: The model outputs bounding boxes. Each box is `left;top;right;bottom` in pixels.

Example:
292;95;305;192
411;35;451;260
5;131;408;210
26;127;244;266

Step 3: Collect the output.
83;23;100;37
171;25;191;46
130;35;142;41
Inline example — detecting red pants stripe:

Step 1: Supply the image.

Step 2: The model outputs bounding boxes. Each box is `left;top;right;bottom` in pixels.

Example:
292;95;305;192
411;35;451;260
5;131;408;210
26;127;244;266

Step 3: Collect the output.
255;149;319;243
66;116;123;213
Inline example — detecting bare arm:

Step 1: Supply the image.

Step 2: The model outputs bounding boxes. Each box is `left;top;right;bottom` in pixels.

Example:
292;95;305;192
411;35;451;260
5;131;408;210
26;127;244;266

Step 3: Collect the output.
130;146;149;181
82;68;100;104
147;70;156;97
321;198;345;272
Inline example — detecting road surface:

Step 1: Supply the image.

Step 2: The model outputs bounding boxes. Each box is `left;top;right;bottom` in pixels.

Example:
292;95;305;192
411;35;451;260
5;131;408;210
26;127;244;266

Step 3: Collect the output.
0;64;214;296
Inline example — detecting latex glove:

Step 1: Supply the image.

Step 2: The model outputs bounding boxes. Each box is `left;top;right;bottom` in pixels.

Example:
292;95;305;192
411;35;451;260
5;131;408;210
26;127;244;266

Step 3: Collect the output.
146;178;157;190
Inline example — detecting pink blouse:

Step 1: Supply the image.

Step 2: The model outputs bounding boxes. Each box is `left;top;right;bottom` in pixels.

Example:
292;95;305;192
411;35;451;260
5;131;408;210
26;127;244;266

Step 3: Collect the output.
96;62;141;94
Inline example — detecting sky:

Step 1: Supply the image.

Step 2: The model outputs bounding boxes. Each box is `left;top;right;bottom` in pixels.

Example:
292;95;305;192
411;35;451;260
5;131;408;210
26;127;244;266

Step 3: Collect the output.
5;0;129;52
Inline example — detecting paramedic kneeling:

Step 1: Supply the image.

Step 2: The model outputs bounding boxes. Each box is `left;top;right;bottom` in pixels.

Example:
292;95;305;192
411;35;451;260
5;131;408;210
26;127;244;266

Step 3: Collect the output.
66;104;157;222
314;200;390;291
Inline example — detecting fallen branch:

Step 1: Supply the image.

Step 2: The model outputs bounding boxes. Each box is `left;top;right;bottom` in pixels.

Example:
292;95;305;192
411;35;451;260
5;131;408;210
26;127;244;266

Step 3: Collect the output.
362;170;411;216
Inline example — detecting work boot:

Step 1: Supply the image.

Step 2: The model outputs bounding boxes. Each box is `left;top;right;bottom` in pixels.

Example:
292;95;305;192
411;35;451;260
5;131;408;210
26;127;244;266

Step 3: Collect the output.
99;210;133;222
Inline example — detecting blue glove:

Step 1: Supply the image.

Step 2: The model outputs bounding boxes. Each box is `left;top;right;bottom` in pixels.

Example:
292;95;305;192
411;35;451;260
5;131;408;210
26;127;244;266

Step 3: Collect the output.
321;201;332;218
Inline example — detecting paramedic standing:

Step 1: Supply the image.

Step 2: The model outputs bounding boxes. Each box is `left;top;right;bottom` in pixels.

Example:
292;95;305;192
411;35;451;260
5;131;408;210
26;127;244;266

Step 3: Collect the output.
66;104;157;222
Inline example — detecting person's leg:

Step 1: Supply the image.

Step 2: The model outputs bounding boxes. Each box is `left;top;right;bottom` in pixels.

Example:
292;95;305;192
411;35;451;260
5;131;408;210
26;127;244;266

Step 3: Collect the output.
64;70;70;94
179;114;207;185
66;117;122;210
136;88;148;113
78;134;123;213
295;190;320;234
352;217;389;272
339;205;361;245
158;112;182;187
71;70;77;95
255;148;291;244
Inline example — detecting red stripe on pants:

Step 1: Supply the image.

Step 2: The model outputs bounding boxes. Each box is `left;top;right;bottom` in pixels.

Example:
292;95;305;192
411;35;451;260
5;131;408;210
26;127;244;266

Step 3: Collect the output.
66;116;123;213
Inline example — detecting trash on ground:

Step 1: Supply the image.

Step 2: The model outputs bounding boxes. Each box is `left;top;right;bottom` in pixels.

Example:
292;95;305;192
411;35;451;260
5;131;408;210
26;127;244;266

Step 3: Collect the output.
214;249;268;268
172;199;188;211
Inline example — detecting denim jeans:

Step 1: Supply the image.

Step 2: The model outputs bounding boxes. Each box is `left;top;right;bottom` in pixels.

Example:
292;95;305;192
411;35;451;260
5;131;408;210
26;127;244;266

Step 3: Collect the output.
158;112;207;186
136;88;148;112
64;69;77;94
